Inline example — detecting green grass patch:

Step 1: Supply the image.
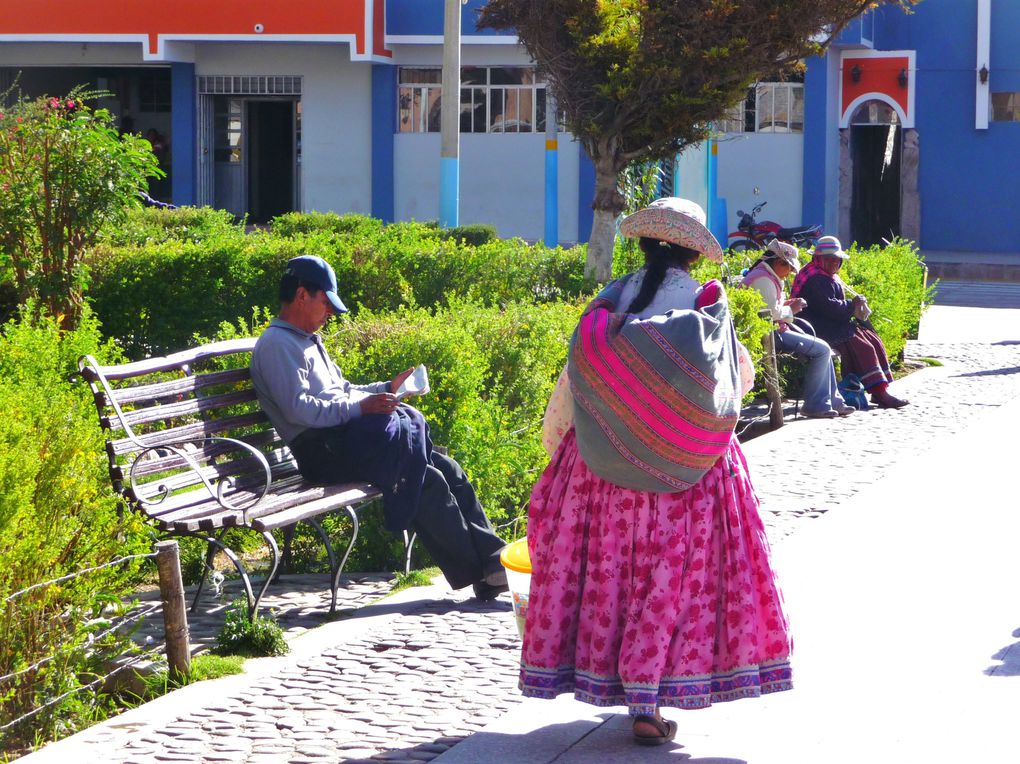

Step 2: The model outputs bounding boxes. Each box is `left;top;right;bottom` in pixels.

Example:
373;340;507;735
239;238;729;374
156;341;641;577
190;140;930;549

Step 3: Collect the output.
190;653;245;681
391;567;440;593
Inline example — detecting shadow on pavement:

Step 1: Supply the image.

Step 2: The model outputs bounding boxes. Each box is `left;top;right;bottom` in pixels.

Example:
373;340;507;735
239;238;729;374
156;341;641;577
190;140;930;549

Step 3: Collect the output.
433;709;753;764
985;627;1020;677
953;365;1020;378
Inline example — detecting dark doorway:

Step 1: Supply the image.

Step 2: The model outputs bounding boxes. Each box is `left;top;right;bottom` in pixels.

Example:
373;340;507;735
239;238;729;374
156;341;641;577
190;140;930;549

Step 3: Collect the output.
850;124;901;248
247;100;294;223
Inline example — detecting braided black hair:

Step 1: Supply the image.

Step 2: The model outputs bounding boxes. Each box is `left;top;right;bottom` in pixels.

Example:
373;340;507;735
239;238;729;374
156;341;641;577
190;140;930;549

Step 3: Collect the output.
624;237;701;314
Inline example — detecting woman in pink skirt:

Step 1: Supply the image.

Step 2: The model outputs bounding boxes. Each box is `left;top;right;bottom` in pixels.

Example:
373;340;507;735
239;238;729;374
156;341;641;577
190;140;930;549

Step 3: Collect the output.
521;198;793;745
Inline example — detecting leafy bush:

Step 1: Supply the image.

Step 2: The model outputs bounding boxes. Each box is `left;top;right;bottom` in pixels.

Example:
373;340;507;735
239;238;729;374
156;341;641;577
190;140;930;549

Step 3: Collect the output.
325;299;581;531
214;600;288;658
0;307;149;752
441;223;498;247
269;211;385;239
88;209;592;357
841;238;933;361
0;87;159;329
98;205;243;247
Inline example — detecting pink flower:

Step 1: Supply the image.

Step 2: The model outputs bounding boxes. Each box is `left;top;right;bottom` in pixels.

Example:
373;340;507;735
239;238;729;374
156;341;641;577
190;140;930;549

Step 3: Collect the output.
66;100;75;109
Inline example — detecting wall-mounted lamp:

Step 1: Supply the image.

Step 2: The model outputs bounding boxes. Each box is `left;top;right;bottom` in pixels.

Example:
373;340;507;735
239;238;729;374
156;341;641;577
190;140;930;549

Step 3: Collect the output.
898;68;908;88
979;65;989;84
850;64;862;83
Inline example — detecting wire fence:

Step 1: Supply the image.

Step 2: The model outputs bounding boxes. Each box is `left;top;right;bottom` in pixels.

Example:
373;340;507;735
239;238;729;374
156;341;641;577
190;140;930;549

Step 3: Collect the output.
0;544;186;740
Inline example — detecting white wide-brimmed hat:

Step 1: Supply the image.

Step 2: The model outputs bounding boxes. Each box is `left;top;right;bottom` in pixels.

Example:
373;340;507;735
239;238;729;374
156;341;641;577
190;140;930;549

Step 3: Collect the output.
619;197;724;263
766;239;801;272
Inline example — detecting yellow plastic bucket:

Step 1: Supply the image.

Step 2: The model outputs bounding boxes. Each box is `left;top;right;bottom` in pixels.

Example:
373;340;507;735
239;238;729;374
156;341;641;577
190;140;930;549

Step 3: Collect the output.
500;538;532;639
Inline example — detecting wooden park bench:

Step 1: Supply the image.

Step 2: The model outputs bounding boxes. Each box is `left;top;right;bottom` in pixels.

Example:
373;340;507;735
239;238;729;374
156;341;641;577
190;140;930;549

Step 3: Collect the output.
78;337;414;619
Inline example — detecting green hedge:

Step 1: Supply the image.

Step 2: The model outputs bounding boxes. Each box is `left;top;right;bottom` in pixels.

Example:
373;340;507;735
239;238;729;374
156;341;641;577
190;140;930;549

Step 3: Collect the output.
841;238;934;361
87;210;591;357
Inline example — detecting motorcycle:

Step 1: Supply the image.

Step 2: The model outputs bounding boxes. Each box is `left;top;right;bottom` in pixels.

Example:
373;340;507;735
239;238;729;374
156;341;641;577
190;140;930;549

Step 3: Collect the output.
726;201;822;253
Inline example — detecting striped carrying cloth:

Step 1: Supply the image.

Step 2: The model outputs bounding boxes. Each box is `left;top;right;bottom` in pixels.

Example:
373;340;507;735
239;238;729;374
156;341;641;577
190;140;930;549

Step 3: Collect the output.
567;277;741;493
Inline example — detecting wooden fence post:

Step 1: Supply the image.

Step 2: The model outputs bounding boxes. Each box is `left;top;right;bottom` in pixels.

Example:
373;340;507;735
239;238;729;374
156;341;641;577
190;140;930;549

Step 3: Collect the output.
762;330;785;431
155;540;191;681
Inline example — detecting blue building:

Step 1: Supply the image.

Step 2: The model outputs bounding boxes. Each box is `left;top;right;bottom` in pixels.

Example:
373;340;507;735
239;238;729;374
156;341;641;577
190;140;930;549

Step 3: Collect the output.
0;0;1010;263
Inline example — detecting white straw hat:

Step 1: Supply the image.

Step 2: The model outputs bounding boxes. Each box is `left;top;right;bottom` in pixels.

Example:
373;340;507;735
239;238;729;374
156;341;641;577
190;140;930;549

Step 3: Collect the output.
619;197;724;263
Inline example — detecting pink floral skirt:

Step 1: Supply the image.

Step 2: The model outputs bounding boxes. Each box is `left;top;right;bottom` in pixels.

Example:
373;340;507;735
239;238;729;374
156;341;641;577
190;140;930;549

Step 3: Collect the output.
519;429;793;715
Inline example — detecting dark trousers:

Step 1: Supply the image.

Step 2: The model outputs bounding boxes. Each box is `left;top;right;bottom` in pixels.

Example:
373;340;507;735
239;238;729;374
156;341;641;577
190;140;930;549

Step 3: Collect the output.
413;450;507;589
290;422;505;590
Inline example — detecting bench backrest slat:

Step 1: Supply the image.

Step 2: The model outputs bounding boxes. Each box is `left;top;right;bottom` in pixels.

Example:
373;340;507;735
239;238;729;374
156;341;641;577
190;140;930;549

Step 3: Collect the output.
107;367;253;407
82;338;258;381
112;388;260;431
108;411;270;459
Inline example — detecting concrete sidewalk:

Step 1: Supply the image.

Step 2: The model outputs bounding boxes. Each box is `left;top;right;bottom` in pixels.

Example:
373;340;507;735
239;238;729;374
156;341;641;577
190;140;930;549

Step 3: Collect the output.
435;308;1020;763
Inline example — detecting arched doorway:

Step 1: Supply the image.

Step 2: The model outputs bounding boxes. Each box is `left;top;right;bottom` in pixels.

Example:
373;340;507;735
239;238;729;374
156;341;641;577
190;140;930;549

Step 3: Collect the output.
849;100;901;247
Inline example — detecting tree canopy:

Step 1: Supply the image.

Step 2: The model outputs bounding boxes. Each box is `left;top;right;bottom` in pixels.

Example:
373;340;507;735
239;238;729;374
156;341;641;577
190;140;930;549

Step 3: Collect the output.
479;0;918;280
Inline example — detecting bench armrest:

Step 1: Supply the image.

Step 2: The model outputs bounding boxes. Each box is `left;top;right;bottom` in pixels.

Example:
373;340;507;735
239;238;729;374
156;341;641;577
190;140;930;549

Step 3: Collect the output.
128;436;272;521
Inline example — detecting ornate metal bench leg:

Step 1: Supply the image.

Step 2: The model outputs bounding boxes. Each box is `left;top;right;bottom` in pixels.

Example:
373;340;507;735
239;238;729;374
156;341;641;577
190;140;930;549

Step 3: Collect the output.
329;505;360;614
186;533;256;618
190;535;220;612
280;523;298;575
250;530;280;620
304;516;338;582
403;530;418;575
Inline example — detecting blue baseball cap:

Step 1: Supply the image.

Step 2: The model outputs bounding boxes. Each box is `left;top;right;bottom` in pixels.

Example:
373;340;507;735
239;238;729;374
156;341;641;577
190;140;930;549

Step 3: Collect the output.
285;255;348;314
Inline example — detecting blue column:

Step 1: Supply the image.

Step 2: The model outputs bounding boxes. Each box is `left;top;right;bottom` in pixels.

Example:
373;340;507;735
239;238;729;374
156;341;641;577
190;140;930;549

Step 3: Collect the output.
801;57;827;228
577;152;595;243
371;64;396;223
544;137;558;247
170;62;196;207
707;137;728;247
439;158;459;227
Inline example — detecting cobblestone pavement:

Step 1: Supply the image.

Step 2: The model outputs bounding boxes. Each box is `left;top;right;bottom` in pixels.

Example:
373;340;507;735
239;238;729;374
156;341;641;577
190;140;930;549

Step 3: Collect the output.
131;574;397;656
38;329;1020;764
750;339;1020;543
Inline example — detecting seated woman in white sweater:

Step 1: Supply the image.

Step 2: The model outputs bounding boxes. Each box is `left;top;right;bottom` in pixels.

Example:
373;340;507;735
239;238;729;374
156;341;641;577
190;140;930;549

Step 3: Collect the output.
741;239;854;418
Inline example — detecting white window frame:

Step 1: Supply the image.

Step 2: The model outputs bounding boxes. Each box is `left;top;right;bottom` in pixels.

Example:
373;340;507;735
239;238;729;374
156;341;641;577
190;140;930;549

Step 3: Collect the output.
720;82;805;134
397;66;548;134
990;92;1020;122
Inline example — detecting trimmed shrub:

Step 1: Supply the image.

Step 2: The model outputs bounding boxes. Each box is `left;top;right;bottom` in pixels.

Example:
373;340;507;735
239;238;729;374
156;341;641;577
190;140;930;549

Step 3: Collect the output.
87;209;593;357
441;223;498;247
269;211;384;239
324;298;582;530
98;205;244;247
841;238;933;361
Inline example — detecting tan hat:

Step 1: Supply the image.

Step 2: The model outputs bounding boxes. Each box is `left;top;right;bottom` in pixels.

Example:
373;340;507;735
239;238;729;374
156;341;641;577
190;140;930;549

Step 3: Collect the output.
766;239;800;272
619;197;724;263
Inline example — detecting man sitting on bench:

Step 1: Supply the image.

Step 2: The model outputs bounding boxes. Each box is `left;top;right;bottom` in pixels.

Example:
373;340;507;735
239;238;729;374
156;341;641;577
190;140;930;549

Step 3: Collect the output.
250;255;509;600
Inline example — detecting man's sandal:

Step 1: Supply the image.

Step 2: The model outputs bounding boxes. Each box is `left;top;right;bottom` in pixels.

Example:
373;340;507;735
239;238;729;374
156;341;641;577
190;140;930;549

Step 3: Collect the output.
632;714;678;746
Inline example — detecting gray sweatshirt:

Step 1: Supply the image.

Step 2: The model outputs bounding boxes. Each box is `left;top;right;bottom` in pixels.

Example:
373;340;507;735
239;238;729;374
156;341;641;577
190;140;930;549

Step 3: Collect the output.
249;318;388;444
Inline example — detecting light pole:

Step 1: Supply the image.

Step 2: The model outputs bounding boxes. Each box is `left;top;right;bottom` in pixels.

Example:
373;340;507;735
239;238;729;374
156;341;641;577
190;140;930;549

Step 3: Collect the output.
439;0;461;228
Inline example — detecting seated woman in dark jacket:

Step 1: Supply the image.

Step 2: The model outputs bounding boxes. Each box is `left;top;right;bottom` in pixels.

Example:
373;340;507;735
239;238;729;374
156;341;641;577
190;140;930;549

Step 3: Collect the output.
792;236;909;409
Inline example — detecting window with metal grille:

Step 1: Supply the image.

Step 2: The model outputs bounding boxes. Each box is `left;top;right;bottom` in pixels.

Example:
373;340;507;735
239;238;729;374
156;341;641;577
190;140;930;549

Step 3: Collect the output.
397;66;549;134
719;82;805;134
197;76;302;95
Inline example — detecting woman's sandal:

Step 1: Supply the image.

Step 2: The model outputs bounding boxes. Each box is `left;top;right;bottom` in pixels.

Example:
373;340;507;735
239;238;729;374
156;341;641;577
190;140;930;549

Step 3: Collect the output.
632;714;678;746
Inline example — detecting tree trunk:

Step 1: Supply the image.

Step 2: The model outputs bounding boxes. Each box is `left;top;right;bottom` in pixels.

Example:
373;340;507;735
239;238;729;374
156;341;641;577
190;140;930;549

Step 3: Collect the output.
583;156;626;283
